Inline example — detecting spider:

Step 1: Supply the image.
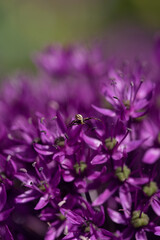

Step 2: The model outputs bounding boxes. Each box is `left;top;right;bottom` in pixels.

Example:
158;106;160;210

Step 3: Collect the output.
68;114;100;128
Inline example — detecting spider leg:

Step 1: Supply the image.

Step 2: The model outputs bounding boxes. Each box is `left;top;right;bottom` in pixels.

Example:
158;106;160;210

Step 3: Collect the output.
84;117;101;122
64;133;69;139
83;122;92;133
92;117;101;121
84;117;92;121
85;125;98;134
67;121;78;128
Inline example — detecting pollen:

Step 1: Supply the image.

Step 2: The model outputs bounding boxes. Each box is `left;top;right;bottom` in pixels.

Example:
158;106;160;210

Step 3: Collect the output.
54;136;65;147
123;100;130;109
131;210;149;228
143;181;158;197
105;137;117;151
115;165;131;182
74;161;87;175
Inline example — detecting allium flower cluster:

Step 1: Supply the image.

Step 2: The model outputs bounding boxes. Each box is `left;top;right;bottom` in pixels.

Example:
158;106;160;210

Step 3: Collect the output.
0;43;160;240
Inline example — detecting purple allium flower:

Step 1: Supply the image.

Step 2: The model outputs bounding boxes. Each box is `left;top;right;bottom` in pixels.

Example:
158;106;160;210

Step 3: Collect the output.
15;156;61;210
0;183;14;239
0;42;160;239
94;62;154;121
60;197;106;240
82;119;144;162
107;184;160;240
40;194;77;240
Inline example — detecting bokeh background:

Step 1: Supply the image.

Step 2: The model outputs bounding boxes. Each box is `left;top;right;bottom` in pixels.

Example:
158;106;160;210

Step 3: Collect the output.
0;0;160;76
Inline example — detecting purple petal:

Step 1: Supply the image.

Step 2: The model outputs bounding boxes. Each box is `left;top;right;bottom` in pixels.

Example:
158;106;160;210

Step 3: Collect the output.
56;111;67;134
61;209;83;225
107;208;126;224
88;171;103;181
34;143;55;155
0;184;7;212
134;99;149;110
135;230;147;240
51;169;61;188
45;227;56;240
151;198;160;216
38;118;53;144
92;105;116;117
122;226;134;240
112;151;123;160
119;184;131;218
34;194;49;210
131;110;147;118
127;177;149;185
4;145;36;162
55;224;65;239
92;183;118;206
60;158;73;170
74;179;87;191
99;228;115;238
62;170;74;182
0;207;14;222
0;225;14;240
125;140;144;152
143;148;160;164
81;133;102;150
88;166;107;181
154;226;160;236
15;190;40;204
15;172;35;186
62;232;74;240
91;154;108;165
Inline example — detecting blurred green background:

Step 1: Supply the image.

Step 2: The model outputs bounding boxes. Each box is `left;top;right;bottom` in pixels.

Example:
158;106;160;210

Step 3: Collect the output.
0;0;160;75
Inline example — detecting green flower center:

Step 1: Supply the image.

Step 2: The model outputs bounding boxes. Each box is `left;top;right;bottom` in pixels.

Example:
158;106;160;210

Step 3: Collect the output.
38;181;48;192
123;100;130;109
0;172;6;179
58;213;66;221
105;138;117;150
0;173;6;183
143;181;158;197
74;161;87;175
115;165;131;182
54;136;65;147
82;221;90;233
157;133;160;145
33;137;41;143
131;210;149;228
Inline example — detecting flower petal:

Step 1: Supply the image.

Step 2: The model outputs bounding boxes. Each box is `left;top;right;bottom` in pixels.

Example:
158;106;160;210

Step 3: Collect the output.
92;183;118;206
154;226;160;236
125;140;144;152
61;209;83;225
0;225;14;240
92;105;116;117
0;208;14;222
127;177;149;185
34;194;49;210
119;184;131;218
143;148;160;164
0;184;7;212
135;230;147;240
45;227;56;240
34;143;55;155
107;208;126;224
151;198;160;216
15;190;40;204
91;154;108;165
81;132;102;150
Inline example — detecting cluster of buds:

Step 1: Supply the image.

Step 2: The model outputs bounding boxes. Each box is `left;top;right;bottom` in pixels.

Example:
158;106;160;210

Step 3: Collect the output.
0;43;160;240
